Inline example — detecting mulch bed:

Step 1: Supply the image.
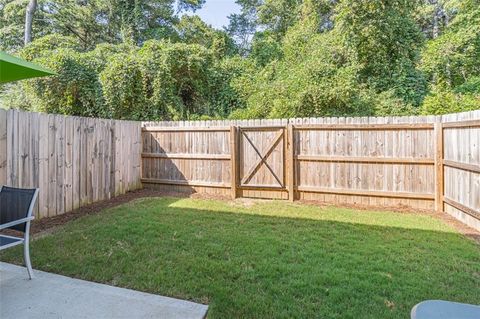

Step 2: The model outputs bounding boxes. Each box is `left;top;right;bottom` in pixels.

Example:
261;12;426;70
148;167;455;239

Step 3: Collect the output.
25;188;480;244
30;189;160;234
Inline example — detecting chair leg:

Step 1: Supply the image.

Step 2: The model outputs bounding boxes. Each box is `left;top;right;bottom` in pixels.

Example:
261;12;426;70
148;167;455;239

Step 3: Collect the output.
24;235;34;279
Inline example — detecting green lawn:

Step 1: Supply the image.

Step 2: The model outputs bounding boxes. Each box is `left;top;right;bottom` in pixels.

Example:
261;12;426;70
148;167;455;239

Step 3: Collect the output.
2;197;479;318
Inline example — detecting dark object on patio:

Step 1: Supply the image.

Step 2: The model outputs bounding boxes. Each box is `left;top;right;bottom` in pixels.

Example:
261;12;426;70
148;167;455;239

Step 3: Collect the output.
0;186;39;279
411;300;480;319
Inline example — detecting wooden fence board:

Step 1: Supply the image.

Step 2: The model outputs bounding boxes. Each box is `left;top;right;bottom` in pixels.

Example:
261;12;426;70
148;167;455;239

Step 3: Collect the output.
1;110;142;219
0;109;7;188
442;110;480;230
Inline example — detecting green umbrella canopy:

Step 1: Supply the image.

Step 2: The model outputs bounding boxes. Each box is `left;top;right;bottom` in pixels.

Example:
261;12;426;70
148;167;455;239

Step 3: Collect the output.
0;51;55;83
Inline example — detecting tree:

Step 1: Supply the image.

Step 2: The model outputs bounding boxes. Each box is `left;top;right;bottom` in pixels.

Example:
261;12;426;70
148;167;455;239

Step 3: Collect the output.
335;0;427;106
24;0;37;45
12;48;105;116
44;0;108;50
96;0;206;44
249;32;282;67
176;15;237;58
1;0;51;50
227;0;336;52
100;52;146;119
419;0;480;114
1;0;207;52
420;0;480;88
2;0;479;120
226;6;257;54
414;0;460;40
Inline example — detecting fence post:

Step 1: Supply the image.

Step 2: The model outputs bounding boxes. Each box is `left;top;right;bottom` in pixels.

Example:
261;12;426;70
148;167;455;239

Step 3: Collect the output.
434;118;444;212
287;124;295;202
230;125;238;200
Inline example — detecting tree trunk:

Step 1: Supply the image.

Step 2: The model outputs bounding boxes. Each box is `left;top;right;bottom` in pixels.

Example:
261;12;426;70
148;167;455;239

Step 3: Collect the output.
24;0;37;45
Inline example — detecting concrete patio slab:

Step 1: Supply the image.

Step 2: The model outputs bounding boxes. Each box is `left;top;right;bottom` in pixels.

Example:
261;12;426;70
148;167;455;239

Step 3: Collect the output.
0;262;208;319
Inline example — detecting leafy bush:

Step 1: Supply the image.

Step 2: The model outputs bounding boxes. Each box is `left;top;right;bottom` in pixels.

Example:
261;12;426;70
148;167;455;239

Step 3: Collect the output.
137;40;214;120
1;36;246;120
21;34;82;60
232;27;378;118
207;56;256;118
250;32;283;67
99;53;146;119
5;48;105;117
420;0;480;89
421;92;480;115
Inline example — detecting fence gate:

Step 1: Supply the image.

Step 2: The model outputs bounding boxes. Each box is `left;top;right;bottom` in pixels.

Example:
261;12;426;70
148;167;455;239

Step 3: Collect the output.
237;126;287;197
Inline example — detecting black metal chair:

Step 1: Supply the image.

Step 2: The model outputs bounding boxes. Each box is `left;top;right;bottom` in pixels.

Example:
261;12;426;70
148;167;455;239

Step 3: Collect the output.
0;186;39;279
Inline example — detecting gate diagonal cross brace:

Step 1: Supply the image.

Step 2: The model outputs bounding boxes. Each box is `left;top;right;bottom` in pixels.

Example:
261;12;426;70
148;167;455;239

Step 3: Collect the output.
241;129;284;187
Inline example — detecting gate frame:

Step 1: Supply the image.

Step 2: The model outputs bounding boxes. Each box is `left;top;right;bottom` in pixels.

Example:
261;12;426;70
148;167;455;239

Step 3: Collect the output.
231;125;294;200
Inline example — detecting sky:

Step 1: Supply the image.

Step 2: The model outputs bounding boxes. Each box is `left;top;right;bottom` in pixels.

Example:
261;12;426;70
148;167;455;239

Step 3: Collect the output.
183;0;242;30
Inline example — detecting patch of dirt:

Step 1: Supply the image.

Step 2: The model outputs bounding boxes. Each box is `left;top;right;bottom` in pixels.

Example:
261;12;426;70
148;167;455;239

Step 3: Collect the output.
28;189;231;235
297;198;433;214
30;189;161;234
433;211;480;244
228;197;258;208
21;188;480;245
298;199;480;245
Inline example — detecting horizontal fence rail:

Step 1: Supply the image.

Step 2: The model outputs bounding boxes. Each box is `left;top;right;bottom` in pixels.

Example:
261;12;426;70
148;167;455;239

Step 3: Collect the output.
293;123;435;130
294;155;435;164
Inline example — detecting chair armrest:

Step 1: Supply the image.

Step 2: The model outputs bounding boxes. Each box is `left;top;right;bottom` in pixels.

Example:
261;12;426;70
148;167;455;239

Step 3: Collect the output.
0;216;35;230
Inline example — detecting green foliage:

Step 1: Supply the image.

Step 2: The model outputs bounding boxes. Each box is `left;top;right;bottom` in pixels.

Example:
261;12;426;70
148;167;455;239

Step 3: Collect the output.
0;0;206;50
25;49;104;117
231;0;426;118
1;34;104;116
1;0;479;119
0;0;53;51
417;0;480;114
137;40;214;120
421;90;480;115
256;0;301;37
0;0;26;50
176;15;237;58
335;0;427;106
207;56;254;117
420;0;480;88
99;53;146;119
103;0;205;44
250;32;282;67
85;42;137;72
4;32;248;120
20;34;82;60
231;37;376;118
455;76;480;94
373;90;418;116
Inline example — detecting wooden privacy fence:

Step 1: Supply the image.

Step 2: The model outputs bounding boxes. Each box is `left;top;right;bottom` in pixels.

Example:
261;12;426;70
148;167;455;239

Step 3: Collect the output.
441;111;480;231
0;109;142;219
1;109;478;231
142;111;480;231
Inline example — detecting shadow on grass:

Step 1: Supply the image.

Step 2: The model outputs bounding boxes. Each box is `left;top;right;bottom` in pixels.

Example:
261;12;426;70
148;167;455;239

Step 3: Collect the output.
1;197;479;319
